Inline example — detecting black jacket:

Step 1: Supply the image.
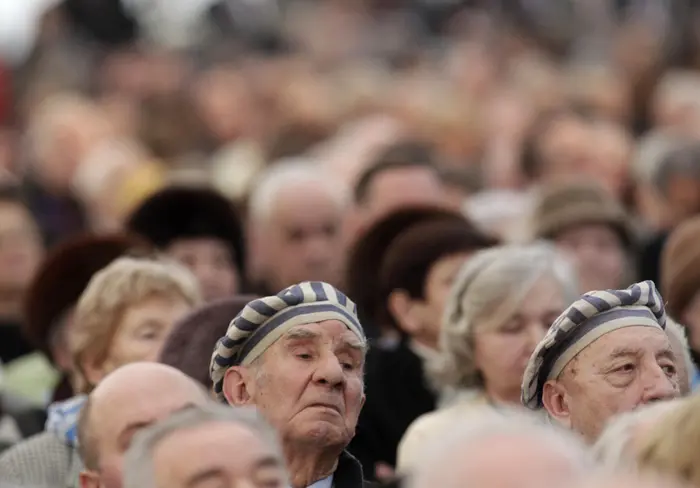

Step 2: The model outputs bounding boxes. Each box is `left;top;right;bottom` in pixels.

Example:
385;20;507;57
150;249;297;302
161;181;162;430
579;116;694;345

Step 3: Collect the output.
333;450;377;488
348;339;436;480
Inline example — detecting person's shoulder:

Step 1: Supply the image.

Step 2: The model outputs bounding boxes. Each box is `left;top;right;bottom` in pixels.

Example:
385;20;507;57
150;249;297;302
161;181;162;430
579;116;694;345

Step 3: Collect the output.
0;431;71;479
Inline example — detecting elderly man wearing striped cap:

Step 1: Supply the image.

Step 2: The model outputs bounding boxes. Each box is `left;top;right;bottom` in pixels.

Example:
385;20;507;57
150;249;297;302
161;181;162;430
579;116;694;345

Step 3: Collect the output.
211;282;372;488
522;281;681;443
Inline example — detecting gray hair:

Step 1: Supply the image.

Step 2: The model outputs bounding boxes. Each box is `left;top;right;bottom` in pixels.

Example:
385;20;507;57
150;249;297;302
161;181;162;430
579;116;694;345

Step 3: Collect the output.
429;242;578;390
665;318;695;394
593;400;682;470
123;404;284;488
409;407;593;488
248;159;351;224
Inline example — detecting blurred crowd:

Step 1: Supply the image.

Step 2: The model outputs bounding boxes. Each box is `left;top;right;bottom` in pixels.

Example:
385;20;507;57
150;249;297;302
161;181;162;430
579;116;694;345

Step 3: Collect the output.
3;0;700;488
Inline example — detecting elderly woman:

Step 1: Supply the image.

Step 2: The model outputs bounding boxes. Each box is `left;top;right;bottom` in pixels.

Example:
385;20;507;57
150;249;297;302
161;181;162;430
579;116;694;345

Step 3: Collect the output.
0;256;201;487
397;243;578;472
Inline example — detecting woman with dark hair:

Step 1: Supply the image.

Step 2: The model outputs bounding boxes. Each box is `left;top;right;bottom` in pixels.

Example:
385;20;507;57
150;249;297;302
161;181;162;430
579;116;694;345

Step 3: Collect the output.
347;209;498;481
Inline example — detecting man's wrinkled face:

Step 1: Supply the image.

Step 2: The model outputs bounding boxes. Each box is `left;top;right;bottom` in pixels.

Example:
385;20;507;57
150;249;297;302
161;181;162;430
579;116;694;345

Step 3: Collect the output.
544;326;680;443
224;320;366;450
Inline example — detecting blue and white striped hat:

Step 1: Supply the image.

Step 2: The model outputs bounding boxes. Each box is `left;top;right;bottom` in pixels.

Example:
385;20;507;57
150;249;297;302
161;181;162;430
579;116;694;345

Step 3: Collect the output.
522;280;667;409
210;281;365;399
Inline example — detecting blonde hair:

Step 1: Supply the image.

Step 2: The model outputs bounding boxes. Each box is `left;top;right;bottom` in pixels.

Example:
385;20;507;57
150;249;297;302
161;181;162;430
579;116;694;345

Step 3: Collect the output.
636;394;700;486
429;242;578;390
70;256;202;393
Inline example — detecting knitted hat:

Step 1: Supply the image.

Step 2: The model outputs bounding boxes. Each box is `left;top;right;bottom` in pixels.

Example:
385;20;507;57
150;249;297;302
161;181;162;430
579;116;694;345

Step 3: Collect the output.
522;280;667;409
159;295;258;389
530;180;632;247
662;216;700;321
125;186;245;276
210;282;364;399
23;233;150;359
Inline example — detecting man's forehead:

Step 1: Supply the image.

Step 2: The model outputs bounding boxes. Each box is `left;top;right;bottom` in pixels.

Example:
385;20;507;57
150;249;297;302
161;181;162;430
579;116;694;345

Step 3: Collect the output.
284;322;362;343
579;327;670;362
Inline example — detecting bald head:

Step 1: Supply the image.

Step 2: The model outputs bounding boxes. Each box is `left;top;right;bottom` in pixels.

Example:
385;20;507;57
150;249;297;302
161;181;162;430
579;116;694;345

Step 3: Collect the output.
78;363;208;488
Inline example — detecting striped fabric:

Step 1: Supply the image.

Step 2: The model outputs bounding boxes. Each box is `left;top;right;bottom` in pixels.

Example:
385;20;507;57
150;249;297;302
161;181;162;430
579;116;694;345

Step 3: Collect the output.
522;280;667;409
210;282;365;399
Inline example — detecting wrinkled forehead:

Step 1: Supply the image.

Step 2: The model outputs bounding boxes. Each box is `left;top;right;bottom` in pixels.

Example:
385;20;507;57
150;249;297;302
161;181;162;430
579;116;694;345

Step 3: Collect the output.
576;326;671;366
271;320;366;350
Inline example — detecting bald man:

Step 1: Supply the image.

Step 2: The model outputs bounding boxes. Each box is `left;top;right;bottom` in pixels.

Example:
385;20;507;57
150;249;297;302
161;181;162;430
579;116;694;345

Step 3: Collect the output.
78;363;209;488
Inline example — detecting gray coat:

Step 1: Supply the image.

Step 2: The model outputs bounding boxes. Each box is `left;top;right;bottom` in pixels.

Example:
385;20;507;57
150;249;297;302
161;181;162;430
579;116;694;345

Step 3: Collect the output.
0;432;82;488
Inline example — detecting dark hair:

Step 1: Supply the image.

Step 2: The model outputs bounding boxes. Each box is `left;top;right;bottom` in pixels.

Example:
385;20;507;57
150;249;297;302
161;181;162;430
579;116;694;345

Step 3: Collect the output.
653;142;700;197
354;141;438;205
378;217;498;331
345;206;470;339
126;186;246;283
159;296;257;390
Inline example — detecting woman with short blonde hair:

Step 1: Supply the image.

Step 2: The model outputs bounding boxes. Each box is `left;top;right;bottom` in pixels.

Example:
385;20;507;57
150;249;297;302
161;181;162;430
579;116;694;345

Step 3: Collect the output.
71;256;202;393
398;243;578;472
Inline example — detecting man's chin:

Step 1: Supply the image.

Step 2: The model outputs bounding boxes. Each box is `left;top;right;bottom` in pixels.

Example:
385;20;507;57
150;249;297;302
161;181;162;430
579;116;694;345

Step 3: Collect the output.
295;420;351;447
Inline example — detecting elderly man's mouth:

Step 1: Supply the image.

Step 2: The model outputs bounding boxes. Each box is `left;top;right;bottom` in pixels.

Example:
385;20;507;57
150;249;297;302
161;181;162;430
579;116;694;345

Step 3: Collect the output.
307;403;342;414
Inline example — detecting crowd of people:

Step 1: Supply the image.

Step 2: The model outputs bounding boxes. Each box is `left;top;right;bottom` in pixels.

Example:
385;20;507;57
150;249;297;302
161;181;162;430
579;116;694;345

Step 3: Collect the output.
3;0;700;487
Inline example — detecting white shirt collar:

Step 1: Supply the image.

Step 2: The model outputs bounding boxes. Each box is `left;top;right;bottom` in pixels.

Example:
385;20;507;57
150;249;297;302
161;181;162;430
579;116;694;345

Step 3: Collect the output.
307;474;333;488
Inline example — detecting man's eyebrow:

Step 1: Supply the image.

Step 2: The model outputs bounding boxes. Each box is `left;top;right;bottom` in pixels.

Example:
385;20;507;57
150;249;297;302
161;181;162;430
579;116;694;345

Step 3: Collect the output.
254;456;283;470
608;347;641;360
185;469;226;488
657;346;676;361
339;338;368;353
284;328;320;341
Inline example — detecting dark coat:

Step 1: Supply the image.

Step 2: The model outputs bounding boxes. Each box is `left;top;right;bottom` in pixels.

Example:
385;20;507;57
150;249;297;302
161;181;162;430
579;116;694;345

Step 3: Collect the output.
348;339;436;480
334;450;377;488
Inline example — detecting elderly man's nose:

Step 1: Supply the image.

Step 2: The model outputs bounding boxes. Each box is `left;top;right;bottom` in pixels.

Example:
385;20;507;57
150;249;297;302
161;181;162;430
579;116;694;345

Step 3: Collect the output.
642;368;679;403
314;355;345;388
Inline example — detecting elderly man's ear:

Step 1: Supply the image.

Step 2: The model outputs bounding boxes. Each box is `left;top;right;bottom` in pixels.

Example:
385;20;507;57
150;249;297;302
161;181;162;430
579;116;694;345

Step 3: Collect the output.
223;367;255;406
542;380;572;429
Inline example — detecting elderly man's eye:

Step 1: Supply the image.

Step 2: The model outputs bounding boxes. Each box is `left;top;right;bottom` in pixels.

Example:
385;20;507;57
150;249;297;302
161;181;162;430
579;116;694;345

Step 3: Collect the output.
296;353;313;360
614;363;635;373
342;362;355;371
661;363;677;376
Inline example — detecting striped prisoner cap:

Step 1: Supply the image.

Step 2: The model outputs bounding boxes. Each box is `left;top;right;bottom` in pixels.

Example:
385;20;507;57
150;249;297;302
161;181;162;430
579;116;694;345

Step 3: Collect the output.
521;280;667;409
210;281;365;399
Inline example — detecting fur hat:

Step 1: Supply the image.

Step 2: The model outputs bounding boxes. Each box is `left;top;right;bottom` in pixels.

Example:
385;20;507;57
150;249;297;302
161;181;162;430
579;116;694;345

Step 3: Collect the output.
159;295;258;390
662;216;700;321
345;206;470;339
23;233;150;359
125;186;245;276
530;180;633;248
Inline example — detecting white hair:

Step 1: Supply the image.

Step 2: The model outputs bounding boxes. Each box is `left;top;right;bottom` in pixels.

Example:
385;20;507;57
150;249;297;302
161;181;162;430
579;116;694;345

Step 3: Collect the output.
123;404;285;488
409;407;593;488
429;241;579;390
665;318;695;394
248;158;351;224
592;400;682;471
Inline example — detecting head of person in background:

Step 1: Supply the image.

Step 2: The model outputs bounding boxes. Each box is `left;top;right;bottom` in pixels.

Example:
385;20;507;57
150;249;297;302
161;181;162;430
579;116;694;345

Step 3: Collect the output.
17;233;149;404
0;186;44;364
662;215;700;375
123;404;287;488
407;409;593;488
593;400;682;471
520;108;597;188
158;295;257;393
246;159;350;294
378;217;498;353
211;282;368;488
397;243;577;471
523;280;681;444
651;142;700;230
530;179;633;294
78;363;209;488
344;206;473;343
126;186;245;303
635;394;700;487
350;141;448;239
69;256;201;396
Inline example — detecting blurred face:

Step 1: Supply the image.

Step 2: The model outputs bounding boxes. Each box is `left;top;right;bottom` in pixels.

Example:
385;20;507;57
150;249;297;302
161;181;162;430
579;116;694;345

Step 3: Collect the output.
591;126;633;198
537;117;596;184
0;201;43;294
361;167;447;224
260;184;346;290
421;435;581;488
96;296;192;382
547;327;680;443
473;275;565;403
167;238;239;302
82;376;207;488
412;252;473;349
224;320;366;450
555;224;626;293
152;422;286;488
